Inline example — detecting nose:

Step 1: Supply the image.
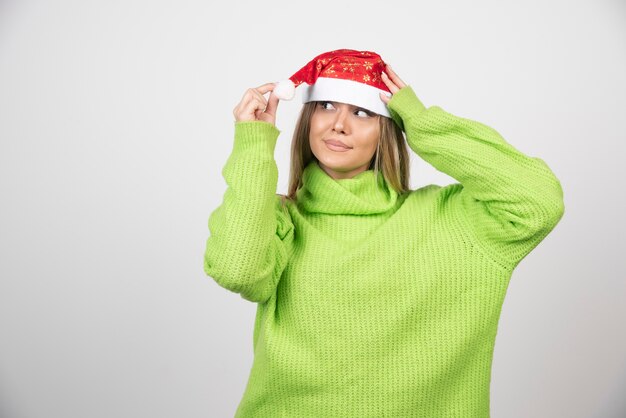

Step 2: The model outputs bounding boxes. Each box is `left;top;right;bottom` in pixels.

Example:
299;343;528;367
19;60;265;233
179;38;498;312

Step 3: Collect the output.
332;107;349;134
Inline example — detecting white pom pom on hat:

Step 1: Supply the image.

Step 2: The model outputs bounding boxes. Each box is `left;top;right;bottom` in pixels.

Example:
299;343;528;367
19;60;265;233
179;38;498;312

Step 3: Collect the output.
273;79;296;101
272;48;392;118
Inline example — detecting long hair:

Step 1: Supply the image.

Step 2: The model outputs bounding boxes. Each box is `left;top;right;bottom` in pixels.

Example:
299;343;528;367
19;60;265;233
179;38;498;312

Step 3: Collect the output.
283;101;411;204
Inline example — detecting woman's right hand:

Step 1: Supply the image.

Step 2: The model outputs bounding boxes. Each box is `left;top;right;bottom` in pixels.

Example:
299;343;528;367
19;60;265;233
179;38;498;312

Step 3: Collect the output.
233;82;280;126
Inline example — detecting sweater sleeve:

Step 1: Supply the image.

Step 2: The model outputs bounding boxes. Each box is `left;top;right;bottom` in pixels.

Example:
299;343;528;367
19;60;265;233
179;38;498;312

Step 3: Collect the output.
387;86;565;271
203;120;295;303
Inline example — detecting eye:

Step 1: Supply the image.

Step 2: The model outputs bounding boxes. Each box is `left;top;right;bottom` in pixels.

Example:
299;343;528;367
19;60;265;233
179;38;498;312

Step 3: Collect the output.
355;108;374;118
355;108;371;118
320;101;335;110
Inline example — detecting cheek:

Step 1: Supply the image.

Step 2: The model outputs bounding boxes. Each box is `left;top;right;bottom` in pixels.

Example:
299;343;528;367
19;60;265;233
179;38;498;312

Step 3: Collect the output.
309;119;321;142
309;114;327;135
358;124;380;149
308;126;324;154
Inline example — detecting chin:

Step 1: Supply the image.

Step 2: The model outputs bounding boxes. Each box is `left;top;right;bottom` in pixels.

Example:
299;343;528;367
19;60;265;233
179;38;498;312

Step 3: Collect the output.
315;153;349;168
312;144;373;173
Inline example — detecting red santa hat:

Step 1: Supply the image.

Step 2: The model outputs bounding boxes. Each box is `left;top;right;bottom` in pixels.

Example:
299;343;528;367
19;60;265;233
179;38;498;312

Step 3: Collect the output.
273;48;392;118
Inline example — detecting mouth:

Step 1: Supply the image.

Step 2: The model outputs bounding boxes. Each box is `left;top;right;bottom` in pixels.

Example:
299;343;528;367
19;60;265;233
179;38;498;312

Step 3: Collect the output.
323;139;352;150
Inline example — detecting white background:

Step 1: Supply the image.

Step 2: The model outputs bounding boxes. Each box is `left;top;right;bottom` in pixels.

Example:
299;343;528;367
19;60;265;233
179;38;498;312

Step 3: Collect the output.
0;0;624;417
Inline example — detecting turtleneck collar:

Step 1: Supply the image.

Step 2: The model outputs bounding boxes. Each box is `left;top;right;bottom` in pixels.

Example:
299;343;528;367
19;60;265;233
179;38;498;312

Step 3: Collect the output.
296;160;399;215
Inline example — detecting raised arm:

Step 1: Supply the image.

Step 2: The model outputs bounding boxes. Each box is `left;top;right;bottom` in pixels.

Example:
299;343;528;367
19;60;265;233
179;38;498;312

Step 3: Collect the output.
203;85;295;303
386;85;565;271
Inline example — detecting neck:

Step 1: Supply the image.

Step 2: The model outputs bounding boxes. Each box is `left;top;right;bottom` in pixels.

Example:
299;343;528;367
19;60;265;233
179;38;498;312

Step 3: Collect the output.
296;160;399;216
318;161;371;180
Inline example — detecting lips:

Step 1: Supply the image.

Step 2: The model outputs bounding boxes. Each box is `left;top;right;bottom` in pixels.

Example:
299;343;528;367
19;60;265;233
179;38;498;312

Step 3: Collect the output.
324;139;351;149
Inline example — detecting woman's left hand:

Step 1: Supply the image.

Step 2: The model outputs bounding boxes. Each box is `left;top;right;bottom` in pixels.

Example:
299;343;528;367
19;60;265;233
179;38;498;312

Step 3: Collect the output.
379;64;408;104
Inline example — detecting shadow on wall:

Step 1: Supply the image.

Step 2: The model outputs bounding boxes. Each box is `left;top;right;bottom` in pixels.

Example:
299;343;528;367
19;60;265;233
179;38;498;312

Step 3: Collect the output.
591;362;626;418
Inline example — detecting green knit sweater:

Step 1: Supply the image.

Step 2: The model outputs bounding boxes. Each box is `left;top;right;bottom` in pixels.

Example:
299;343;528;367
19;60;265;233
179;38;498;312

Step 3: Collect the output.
203;86;565;417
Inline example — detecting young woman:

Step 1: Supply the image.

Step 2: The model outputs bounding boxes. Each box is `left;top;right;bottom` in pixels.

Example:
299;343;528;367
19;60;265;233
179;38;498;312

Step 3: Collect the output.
203;49;565;417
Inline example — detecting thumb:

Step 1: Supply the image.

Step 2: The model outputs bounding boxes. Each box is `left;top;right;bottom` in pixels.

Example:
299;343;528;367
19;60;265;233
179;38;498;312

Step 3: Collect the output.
264;91;280;117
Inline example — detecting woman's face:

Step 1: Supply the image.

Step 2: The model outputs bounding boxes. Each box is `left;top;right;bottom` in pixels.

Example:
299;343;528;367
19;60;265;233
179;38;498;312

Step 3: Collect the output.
309;100;381;180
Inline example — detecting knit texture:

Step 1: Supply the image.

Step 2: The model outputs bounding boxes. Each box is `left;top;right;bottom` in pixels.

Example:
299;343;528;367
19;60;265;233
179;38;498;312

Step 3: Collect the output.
203;86;565;417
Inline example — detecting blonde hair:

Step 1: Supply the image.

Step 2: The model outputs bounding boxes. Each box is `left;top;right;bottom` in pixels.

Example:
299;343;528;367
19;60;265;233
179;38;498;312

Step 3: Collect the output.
282;101;411;204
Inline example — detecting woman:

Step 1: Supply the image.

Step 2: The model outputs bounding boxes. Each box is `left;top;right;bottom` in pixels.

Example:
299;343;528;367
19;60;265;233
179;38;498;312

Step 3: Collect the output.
203;49;565;417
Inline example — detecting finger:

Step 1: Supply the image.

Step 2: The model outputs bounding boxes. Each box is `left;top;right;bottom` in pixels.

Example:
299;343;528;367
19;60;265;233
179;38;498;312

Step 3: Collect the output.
381;71;400;94
247;86;268;104
253;98;267;120
252;97;267;113
242;97;266;119
243;90;268;118
264;91;279;117
234;89;259;114
379;91;391;104
254;82;276;95
384;64;407;88
251;89;268;109
238;93;266;117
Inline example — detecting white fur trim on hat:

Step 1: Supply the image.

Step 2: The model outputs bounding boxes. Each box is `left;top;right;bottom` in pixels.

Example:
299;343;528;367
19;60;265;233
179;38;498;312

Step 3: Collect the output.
301;76;391;118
